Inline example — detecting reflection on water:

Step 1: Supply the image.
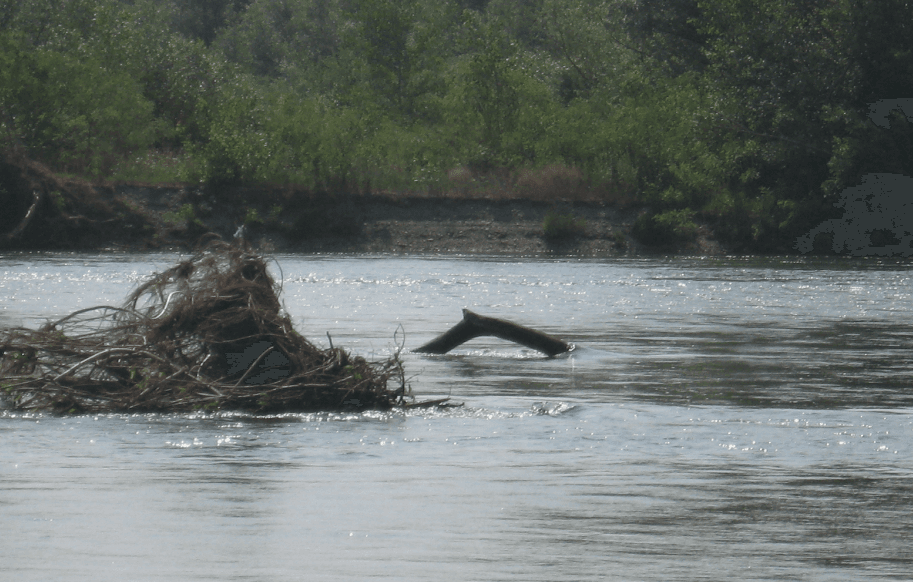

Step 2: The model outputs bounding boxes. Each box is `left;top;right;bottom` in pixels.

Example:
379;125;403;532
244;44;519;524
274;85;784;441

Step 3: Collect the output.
2;253;913;580
3;408;912;581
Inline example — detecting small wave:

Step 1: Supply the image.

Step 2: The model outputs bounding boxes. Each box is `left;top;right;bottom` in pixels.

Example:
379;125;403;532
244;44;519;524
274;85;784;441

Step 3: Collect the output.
529;401;576;416
402;401;580;420
1;402;579;423
419;347;562;360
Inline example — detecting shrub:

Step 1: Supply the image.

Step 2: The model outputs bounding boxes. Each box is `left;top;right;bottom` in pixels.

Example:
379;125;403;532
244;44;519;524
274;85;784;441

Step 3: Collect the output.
542;210;586;241
632;209;698;247
163;204;202;228
243;208;263;226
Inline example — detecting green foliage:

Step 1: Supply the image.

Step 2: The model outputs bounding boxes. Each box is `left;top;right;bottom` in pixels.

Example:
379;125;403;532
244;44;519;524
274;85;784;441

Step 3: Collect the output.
345;0;417;112
193;74;274;184
0;30;160;175
461;26;519;161
216;0;341;79
243;208;262;226
49;191;66;213
542;210;586;241
698;0;859;201
824;108;913;198
163;203;203;228
537;0;635;102
1;0;909;252
170;0;252;45
633;209;698;247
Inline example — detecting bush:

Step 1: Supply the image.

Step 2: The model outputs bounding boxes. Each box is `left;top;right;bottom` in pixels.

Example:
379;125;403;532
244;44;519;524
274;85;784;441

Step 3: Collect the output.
542;210;586;241
163;204;203;229
632;209;698;247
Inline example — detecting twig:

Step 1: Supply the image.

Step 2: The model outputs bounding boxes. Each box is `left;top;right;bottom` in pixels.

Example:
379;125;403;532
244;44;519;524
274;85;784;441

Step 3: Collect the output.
52;347;144;382
233;346;275;387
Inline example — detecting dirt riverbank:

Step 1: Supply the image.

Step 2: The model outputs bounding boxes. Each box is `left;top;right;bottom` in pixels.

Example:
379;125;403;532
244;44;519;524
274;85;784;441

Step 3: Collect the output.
0;153;724;256
108;183;724;256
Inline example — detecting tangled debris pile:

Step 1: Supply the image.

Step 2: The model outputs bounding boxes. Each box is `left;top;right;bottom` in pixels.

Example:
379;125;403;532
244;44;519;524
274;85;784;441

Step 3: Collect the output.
0;242;408;414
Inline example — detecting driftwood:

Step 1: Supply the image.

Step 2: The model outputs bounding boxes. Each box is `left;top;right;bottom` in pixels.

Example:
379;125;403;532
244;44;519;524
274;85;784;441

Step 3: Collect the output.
0;242;416;414
414;309;572;356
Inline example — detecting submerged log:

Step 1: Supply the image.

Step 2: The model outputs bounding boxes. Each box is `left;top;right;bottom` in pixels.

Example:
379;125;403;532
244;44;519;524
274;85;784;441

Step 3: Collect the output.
414;309;572;356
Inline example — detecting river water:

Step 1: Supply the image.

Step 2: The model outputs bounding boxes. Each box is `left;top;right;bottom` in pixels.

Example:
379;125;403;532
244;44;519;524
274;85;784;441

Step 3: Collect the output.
2;253;913;581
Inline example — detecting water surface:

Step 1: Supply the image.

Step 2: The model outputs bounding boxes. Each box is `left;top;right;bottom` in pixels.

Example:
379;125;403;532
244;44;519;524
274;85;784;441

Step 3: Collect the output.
2;253;912;580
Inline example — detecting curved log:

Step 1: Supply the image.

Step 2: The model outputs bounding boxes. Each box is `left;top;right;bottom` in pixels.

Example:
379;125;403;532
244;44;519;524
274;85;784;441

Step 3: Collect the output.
414;309;571;356
3;190;43;242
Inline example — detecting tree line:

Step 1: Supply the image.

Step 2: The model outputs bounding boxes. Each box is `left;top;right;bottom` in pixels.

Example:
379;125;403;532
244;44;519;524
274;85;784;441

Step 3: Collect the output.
1;0;911;251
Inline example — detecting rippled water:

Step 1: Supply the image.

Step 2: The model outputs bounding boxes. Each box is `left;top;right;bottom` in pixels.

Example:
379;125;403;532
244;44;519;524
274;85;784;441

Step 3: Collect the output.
2;253;913;580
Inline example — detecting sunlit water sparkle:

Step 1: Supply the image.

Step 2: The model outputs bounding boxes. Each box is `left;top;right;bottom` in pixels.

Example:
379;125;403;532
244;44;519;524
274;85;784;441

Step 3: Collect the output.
2;253;913;581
